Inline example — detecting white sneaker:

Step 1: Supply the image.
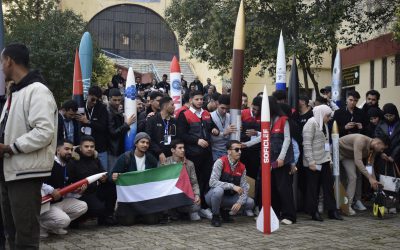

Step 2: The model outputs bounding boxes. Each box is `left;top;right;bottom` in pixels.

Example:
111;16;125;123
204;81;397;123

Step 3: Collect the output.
198;208;213;220
189;212;201;221
389;208;397;214
348;206;356;216
40;227;48;238
245;209;254;217
49;228;68;235
281;219;293;225
353;200;367;211
254;207;260;216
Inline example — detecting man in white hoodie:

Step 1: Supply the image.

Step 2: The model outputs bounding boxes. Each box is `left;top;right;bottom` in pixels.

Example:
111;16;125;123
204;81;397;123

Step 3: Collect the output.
0;43;58;249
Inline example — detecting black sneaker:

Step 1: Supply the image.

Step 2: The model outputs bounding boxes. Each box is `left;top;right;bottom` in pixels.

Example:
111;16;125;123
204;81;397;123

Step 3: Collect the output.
211;214;221;227
220;209;234;223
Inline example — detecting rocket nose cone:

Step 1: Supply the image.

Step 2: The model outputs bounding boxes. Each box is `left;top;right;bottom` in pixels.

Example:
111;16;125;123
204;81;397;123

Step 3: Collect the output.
170;56;181;72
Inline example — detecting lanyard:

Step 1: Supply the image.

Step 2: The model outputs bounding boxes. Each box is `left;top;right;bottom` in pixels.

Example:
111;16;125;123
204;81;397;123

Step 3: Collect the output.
388;125;394;136
216;111;226;129
63;166;68;187
162;119;169;135
86;104;95;120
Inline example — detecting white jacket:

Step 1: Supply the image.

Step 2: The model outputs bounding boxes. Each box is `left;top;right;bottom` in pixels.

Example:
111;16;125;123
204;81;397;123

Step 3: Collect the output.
0;77;58;181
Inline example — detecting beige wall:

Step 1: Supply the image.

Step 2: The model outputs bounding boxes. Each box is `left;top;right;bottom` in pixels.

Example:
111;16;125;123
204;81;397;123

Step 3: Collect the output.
61;0;333;100
352;55;400;108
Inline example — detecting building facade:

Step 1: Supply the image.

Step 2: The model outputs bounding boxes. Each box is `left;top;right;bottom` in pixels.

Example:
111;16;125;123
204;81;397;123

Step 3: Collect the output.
61;0;398;106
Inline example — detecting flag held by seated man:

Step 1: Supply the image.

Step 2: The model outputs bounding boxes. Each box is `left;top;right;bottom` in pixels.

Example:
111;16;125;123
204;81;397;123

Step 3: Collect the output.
116;163;194;214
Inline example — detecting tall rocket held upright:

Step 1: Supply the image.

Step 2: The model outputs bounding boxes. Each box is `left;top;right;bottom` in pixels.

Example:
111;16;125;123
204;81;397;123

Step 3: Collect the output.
72;48;84;108
124;67;137;151
256;86;279;234
170;56;182;110
275;31;286;91
79;32;93;100
0;0;6;97
331;50;342;106
229;0;245;141
332;121;341;209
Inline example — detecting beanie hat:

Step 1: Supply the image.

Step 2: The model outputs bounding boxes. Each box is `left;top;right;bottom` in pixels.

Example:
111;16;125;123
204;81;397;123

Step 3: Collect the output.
134;132;150;145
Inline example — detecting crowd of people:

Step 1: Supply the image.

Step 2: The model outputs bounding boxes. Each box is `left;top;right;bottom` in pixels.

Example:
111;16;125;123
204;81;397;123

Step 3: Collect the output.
0;43;398;249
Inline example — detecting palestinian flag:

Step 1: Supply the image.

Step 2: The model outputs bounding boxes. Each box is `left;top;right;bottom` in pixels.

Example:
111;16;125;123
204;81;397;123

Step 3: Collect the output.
116;163;194;215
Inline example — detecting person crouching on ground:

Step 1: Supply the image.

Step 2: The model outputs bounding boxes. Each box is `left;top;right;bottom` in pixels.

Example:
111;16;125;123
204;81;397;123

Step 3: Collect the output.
111;132;159;225
67;136;116;226
40;140;88;238
206;140;254;227
163;139;201;221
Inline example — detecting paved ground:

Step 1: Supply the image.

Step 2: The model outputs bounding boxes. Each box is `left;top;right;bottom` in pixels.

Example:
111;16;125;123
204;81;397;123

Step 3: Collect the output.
39;210;400;250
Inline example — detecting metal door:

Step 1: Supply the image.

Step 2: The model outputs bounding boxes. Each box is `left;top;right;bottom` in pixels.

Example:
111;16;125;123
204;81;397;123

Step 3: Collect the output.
88;4;179;60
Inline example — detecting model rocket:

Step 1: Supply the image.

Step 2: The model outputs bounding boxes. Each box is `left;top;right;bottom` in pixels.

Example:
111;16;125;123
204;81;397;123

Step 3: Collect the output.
124;67;137;151
72;49;84;108
331;50;342;106
275;31;286;91
42;172;107;204
256;85;279;234
332;121;341;209
229;0;245;141
288;55;299;110
170;56;181;110
0;1;5;96
79;32;93;100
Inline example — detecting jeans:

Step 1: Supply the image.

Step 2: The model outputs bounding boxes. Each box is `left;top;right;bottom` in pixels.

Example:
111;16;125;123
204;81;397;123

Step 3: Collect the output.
212;149;226;162
98;151;108;172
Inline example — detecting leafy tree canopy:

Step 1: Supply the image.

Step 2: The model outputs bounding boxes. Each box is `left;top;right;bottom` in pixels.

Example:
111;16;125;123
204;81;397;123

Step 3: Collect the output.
4;0;114;104
165;0;397;92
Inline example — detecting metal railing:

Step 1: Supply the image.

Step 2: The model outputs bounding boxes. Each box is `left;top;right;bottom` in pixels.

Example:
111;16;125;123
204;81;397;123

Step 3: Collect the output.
101;49;161;80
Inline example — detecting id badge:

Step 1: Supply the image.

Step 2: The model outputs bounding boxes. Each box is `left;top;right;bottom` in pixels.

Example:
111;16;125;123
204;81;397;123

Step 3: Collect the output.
366;165;373;175
324;143;330;152
164;135;171;145
84;127;92;135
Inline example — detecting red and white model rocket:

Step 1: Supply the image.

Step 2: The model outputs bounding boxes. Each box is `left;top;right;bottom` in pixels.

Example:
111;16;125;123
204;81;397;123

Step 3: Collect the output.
170;56;182;110
257;85;279;234
42;172;107;204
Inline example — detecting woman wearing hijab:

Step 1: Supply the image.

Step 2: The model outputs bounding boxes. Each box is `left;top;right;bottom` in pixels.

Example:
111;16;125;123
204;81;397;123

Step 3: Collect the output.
302;105;343;221
269;96;296;225
374;103;400;177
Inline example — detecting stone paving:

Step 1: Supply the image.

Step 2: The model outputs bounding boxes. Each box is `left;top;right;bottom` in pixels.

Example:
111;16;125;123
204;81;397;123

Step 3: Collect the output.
40;211;400;250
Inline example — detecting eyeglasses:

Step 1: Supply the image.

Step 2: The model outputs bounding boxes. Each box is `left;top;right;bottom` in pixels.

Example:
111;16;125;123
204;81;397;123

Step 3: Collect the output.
230;148;241;152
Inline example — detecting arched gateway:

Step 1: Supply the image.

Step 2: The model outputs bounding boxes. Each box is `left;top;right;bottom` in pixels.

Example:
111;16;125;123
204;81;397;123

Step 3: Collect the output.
88;4;179;60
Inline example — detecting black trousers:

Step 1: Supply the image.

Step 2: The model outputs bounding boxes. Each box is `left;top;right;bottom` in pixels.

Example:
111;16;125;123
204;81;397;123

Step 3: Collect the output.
305;162;336;214
116;203;159;226
241;147;260;180
79;183;116;220
187;151;213;209
0;170;43;250
271;164;296;222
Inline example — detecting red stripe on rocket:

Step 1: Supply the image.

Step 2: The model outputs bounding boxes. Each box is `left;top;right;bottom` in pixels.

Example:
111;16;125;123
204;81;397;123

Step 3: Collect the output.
256;85;279;234
42;172;107;204
72;48;84;108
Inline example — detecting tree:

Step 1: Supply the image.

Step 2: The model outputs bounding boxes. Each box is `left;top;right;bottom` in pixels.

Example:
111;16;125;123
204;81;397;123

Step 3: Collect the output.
165;0;397;93
394;6;400;42
4;0;113;104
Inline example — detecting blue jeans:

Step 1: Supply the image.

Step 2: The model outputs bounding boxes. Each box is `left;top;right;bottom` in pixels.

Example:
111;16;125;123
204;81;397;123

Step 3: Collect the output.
97;152;108;172
212;149;226;161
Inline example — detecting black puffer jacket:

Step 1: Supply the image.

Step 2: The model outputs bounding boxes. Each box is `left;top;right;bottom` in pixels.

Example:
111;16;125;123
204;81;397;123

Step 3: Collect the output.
107;105;130;156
